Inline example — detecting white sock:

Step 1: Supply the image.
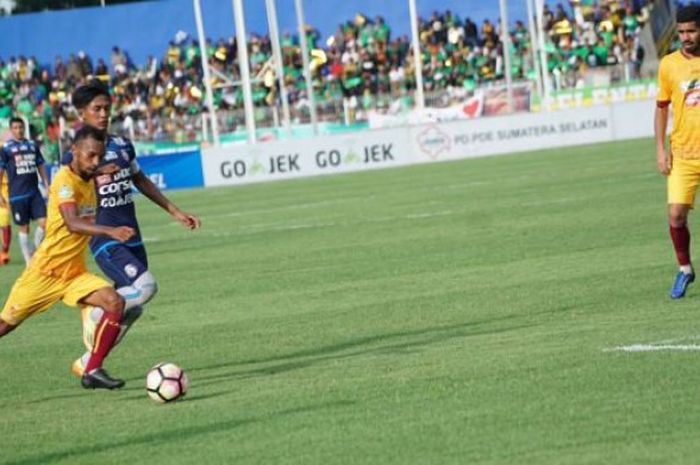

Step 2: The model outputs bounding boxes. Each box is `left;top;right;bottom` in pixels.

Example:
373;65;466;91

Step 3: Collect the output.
680;264;693;274
80;351;91;368
18;231;34;264
34;227;45;249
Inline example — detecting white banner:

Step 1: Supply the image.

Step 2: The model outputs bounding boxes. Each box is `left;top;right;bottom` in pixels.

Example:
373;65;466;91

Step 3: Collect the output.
202;100;655;187
202;127;413;187
411;105;616;162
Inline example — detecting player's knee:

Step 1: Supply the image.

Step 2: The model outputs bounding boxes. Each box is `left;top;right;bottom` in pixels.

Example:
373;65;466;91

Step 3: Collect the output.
102;292;125;315
135;271;158;305
669;211;688;227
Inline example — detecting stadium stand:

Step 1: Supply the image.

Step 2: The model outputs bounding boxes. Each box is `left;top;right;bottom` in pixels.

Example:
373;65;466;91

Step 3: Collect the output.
0;0;655;154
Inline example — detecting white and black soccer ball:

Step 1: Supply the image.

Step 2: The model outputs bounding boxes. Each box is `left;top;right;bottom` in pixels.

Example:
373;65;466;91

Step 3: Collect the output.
146;362;189;404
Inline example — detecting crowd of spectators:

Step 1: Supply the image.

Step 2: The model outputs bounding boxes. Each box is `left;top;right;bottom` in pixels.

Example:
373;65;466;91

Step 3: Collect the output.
0;0;654;152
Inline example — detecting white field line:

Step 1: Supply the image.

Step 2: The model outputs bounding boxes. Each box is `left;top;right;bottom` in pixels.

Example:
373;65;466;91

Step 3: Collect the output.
605;344;700;353
520;198;576;207
604;336;700;353
143;209;464;241
404;210;454;219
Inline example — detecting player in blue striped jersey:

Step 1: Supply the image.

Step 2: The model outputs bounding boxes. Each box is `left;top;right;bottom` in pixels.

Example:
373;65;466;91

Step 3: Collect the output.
0;117;50;264
63;82;201;376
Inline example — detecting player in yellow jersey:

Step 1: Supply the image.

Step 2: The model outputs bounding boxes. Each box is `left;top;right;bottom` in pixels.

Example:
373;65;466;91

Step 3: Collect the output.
656;5;700;299
0;126;134;390
0;173;10;264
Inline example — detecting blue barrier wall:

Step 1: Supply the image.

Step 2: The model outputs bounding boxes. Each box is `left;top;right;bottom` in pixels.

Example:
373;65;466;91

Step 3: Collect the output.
46;149;204;191
0;0;527;66
137;150;204;191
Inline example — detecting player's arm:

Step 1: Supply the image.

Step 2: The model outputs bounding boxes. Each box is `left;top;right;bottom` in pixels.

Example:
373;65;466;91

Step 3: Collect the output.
0;152;7;207
655;57;672;176
655;103;671;176
59;203;135;242
36;149;50;193
132;170;201;230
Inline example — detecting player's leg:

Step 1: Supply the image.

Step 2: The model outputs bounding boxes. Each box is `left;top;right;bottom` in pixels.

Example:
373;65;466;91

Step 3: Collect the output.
75;246;156;375
86;246;156;344
11;198;34;264
667;158;699;298
0;267;62;339
31;193;46;249
65;275;125;389
0;205;11;265
0;320;18;337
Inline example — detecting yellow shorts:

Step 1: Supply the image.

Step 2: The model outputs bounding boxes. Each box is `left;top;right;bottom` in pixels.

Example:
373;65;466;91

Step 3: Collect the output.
0;266;111;326
668;157;700;206
0;205;9;228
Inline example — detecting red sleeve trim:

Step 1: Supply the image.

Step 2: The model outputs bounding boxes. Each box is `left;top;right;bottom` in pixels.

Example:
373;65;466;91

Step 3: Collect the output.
657;100;671;108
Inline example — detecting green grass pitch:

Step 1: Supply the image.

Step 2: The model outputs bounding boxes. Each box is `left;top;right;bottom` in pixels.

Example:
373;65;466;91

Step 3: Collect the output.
2;137;700;464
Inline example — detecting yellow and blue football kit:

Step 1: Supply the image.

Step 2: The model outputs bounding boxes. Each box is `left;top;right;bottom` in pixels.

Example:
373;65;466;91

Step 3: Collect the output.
1;166;110;326
657;50;700;205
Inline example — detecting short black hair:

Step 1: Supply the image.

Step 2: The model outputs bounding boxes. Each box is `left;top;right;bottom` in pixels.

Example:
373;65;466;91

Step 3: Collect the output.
677;4;700;25
9;117;24;126
73;125;106;145
72;80;110;110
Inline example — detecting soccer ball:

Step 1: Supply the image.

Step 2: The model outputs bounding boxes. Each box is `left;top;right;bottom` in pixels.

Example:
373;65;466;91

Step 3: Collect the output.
146;362;189;404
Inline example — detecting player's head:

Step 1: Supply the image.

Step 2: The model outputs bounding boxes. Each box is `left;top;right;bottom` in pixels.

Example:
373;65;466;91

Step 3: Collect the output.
72;81;111;131
677;5;700;54
71;125;106;180
9;117;25;140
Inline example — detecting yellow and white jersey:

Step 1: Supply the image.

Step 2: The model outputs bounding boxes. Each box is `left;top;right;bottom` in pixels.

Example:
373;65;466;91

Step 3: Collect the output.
658;50;700;160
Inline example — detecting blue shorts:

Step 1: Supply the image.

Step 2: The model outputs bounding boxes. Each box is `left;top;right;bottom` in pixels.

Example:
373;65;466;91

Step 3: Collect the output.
94;243;149;288
10;192;46;226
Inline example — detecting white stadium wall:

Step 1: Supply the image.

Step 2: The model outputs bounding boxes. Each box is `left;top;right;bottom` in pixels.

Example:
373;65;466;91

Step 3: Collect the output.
201;99;656;188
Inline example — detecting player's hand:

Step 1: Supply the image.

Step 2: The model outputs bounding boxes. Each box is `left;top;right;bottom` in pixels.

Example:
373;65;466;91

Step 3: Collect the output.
109;226;136;242
657;149;671;176
173;210;201;230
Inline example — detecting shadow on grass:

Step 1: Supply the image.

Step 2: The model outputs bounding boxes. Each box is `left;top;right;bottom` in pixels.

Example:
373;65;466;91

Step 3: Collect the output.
195;305;570;377
21;307;557;406
6;400;355;465
25;379;147;405
189;310;542;389
118;388;233;403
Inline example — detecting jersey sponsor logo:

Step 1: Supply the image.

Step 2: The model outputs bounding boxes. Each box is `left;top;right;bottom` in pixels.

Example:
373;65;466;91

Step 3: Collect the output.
11;153;38;175
681;79;700;107
59;184;74;200
686;90;700;107
105;151;118;161
96;174;112;186
681;79;700;93
100;193;134;208
98;180;132;195
97;166;134;208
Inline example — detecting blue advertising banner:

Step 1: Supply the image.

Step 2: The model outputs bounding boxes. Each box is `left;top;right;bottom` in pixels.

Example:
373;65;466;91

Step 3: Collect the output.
46;149;204;191
136;150;204;191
